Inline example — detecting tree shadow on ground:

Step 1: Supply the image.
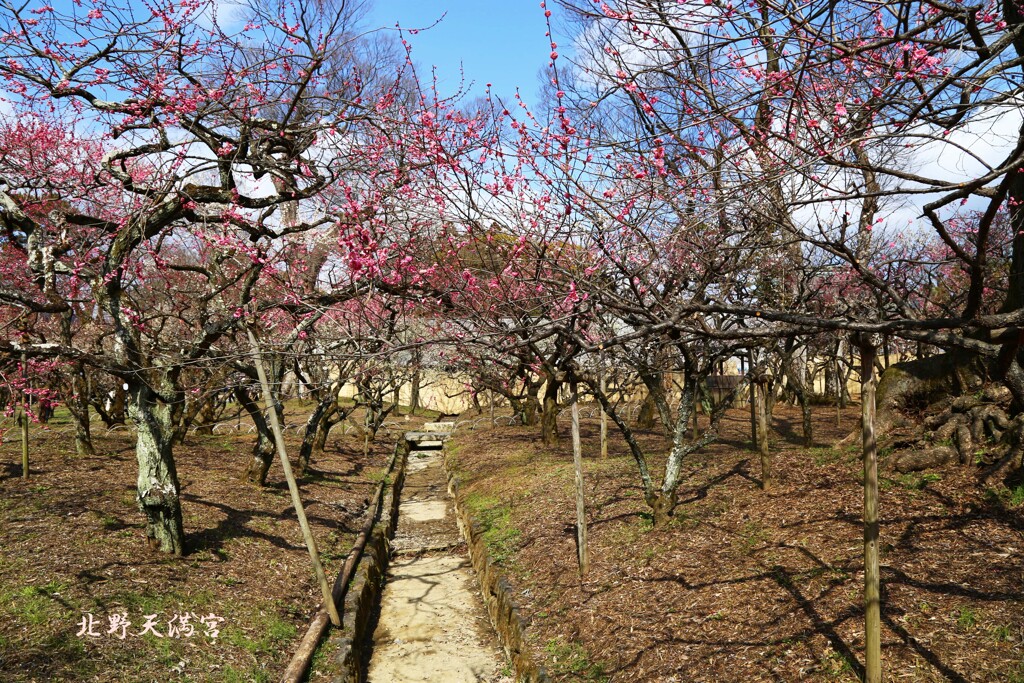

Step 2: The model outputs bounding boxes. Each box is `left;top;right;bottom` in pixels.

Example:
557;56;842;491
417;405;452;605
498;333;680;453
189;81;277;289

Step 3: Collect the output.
592;539;978;682
881;611;969;683
773;414;814;447
678;459;757;505
303;458;369;483
0;629;100;682
181;494;358;556
768;561;866;681
0;460;24;482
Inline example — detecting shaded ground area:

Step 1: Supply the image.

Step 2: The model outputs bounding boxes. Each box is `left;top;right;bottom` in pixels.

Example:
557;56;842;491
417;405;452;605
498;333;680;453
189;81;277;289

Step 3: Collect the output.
448;404;1024;682
0;405;429;682
366;449;511;683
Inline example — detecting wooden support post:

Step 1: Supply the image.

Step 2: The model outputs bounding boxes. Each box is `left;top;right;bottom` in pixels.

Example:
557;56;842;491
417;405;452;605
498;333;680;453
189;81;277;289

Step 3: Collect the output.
749;353;757;446
363;407;371;459
20;351;29;480
755;380;771;491
570;380;589;576
599;350;608;459
858;338;881;683
247;328;341;628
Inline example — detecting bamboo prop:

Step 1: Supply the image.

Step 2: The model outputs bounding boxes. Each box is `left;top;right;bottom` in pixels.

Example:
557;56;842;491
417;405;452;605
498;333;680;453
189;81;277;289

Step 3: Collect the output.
20;351;29;480
749;353;758;447
599;350;608;459
280;441;406;683
859;338;882;683
246;327;341;628
363;405;371;459
755;381;771;491
570;380;589;576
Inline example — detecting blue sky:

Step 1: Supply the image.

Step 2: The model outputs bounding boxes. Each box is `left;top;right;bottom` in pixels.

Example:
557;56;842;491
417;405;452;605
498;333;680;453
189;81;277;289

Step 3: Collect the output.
365;1;555;108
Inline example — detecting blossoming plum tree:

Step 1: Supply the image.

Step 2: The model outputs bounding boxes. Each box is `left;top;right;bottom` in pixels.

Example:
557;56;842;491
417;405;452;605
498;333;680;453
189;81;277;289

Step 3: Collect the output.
0;0;454;554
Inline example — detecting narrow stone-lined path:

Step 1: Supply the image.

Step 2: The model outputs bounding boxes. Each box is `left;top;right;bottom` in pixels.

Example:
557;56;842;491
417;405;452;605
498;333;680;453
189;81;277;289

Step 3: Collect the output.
366;446;511;683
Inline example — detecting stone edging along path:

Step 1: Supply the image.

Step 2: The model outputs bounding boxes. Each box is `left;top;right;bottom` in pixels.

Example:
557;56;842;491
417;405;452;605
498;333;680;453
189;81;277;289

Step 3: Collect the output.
442;449;552;683
329;440;409;683
324;431;549;683
365;440;510;682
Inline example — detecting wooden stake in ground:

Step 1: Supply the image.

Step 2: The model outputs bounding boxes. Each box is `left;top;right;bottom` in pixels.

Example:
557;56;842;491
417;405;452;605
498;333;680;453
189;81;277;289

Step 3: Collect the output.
599;350;608;459
570;379;589;576
754;378;771;491
363;405;371;459
20;351;29;480
749;352;757;446
246;327;341;628
858;337;882;683
836;342;844;428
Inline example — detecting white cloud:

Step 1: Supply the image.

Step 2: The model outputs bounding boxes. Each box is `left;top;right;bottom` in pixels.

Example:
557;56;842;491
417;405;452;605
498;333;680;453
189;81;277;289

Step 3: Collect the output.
912;103;1023;187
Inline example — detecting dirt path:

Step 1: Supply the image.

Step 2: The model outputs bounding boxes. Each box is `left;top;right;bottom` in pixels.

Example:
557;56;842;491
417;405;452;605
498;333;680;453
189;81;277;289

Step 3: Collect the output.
366;448;511;683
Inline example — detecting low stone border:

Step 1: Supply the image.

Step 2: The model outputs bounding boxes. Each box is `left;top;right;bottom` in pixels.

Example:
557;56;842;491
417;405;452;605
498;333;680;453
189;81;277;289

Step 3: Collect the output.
443;449;551;683
330;440;409;683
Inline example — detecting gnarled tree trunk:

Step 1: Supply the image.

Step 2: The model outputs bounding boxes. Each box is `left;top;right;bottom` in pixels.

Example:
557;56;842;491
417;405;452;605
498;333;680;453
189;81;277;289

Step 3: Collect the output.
541;374;562;447
68;365;95;456
234;387;276;486
128;382;184;556
298;396;336;475
874;351;987;438
754;379;771;490
635;391;657;429
784;344;813;447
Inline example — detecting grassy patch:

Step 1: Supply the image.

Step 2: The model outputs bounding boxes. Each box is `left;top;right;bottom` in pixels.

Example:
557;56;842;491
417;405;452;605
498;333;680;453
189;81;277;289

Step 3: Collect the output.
543;637;609;682
221;665;273;683
1011;484;1024;507
818;646;858;679
0;580;72;626
0;581;93;680
222;610;296;657
881;472;942;492
992;624;1014;643
464;493;521;565
105;587;215;618
956;606;979;631
984;483;1024;509
810;447;842;466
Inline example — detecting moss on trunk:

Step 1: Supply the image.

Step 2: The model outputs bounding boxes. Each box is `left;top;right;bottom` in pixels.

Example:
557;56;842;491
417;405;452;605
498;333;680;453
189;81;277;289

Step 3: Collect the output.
875;351;987;436
128;384;184;556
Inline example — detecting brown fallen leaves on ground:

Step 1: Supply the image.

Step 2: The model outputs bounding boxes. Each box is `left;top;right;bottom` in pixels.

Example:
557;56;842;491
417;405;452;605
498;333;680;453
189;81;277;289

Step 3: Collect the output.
449;404;1024;683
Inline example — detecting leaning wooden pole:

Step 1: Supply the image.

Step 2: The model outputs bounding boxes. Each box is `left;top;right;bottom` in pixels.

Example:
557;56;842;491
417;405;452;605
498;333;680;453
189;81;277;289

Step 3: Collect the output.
280;442;404;683
570;380;589;576
858;337;882;683
246;327;341;628
836;341;844;428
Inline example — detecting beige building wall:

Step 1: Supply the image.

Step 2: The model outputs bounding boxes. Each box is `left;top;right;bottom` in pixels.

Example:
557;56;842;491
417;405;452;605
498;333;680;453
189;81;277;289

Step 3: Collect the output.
335;370;476;415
